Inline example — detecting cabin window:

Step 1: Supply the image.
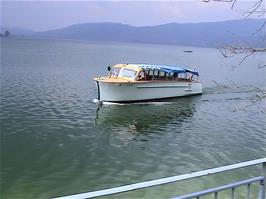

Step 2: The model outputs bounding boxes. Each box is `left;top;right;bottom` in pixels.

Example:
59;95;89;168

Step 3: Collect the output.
173;72;177;78
148;70;153;76
180;73;185;79
137;70;145;80
119;68;137;79
110;67;121;77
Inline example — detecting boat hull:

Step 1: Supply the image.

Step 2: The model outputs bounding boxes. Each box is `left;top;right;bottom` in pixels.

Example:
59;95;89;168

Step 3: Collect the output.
95;81;202;102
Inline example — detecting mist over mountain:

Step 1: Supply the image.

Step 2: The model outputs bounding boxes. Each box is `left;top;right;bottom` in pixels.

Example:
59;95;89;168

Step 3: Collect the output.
10;19;266;48
0;26;35;35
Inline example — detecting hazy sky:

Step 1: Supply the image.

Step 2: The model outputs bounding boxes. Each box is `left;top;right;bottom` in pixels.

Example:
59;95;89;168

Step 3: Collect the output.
1;0;258;31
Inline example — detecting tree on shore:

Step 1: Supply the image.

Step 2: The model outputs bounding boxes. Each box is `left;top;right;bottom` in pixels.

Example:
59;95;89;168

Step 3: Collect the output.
0;31;10;37
4;31;10;37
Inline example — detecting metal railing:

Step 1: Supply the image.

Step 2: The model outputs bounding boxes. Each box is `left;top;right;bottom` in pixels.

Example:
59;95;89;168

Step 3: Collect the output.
174;176;264;199
53;158;266;199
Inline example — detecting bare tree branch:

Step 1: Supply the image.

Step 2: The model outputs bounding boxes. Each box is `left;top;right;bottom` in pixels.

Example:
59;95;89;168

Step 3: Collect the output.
231;0;237;9
211;80;229;88
251;19;266;36
204;0;266;17
205;0;266;111
232;92;266;112
258;64;266;69
212;79;266;111
220;46;266;68
245;0;265;17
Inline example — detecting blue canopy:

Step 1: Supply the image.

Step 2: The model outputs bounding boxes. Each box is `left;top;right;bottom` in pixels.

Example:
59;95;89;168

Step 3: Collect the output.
132;64;199;76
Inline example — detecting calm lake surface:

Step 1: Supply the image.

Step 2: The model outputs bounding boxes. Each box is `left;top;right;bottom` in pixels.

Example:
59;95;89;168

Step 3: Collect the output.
1;38;265;199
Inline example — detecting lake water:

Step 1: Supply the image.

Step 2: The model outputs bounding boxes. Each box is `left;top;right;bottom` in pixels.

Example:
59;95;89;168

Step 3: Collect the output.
0;38;265;199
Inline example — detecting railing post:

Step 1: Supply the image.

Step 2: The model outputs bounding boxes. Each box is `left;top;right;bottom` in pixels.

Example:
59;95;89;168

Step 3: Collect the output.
231;187;235;199
258;162;266;199
247;183;251;199
214;192;218;199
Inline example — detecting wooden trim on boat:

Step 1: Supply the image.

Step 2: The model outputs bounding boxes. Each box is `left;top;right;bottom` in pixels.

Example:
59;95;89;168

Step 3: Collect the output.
94;78;200;84
137;85;189;88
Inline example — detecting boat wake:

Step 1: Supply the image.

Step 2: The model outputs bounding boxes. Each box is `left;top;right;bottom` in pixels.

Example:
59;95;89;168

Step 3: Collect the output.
92;99;126;106
92;99;175;106
131;101;174;105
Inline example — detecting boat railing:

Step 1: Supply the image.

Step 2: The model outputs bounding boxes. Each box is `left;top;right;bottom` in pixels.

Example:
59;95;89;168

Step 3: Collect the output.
53;158;266;199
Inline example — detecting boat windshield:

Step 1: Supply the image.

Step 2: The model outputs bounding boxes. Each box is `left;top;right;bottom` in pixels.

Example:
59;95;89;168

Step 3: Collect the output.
119;68;137;79
110;67;121;77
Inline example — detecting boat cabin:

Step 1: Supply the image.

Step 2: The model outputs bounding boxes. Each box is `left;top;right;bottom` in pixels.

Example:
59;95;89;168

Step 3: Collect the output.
107;64;199;82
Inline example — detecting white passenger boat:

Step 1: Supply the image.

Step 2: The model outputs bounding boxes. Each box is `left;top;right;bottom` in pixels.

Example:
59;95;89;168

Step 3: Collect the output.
93;64;202;102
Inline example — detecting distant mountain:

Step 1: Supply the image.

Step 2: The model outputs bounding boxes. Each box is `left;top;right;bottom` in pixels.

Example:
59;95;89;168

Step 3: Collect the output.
32;19;265;48
0;26;35;35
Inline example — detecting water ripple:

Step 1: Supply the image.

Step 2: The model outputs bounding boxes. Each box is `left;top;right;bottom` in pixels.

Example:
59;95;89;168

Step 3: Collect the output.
1;38;265;199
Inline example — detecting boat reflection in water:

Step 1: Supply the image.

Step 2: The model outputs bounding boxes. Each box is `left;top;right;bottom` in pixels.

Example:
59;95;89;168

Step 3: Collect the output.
94;96;200;146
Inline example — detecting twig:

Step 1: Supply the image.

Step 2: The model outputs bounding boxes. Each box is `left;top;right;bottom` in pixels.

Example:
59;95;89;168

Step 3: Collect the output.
211;80;229;88
232;92;266;112
221;46;266;67
246;0;264;17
